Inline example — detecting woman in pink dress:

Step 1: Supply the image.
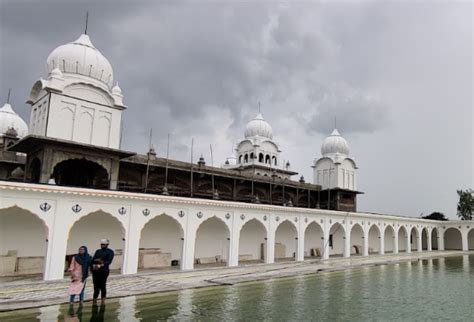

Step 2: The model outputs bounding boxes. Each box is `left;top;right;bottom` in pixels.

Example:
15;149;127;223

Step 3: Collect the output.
68;246;92;304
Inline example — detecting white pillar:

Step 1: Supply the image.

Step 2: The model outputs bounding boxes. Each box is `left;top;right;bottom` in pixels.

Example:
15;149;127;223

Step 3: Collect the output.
122;225;139;275
379;232;385;255
394;231;399;254
427;231;432;251
182;229;196;270
296;228;305;261
44;201;69;281
462;230;469;251
266;219;275;264
417;231;422;252
438;232;445;251
322;228;330;260
343;231;351;258
228;225;239;267
362;229;369;256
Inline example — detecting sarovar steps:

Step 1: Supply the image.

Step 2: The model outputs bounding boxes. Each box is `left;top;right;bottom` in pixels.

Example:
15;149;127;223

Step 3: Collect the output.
0;32;472;281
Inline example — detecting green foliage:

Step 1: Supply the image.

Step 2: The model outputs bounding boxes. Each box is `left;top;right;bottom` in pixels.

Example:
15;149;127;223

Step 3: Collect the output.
422;212;448;221
456;189;474;220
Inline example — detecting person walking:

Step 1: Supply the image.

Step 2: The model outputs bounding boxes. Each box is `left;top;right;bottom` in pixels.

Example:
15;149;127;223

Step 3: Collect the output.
92;239;114;303
68;246;91;304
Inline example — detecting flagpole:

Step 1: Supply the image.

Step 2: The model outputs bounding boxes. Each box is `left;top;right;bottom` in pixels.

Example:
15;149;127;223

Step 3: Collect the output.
190;137;194;197
144;128;152;193
162;133;170;195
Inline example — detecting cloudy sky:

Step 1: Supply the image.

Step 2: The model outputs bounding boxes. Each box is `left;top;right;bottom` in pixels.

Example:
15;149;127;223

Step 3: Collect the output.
0;0;472;218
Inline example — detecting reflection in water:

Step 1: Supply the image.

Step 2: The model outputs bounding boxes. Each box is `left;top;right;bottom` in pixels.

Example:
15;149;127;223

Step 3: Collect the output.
1;255;474;321
38;304;60;321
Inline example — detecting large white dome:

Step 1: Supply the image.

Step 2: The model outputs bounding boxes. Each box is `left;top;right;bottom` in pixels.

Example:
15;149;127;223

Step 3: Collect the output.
321;129;349;156
46;34;114;88
244;113;273;139
0;103;28;138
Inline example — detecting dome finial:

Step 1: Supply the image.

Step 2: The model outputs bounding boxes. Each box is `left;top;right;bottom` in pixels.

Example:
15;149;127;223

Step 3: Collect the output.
84;11;89;35
6;88;11;104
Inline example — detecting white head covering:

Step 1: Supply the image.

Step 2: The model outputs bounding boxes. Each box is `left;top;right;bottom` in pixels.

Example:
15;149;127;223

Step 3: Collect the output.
100;239;109;244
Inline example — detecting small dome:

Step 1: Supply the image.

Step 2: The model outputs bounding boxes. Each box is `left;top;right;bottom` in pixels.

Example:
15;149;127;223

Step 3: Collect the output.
321;129;349;156
225;152;237;166
245;113;273;139
0;103;28;138
46;34;114;88
112;82;122;95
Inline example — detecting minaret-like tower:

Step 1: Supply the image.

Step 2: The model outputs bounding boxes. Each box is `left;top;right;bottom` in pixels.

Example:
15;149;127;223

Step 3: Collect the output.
11;33;134;189
313;128;359;211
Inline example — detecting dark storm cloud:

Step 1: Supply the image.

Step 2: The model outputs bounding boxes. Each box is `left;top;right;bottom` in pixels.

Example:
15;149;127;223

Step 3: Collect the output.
0;1;471;217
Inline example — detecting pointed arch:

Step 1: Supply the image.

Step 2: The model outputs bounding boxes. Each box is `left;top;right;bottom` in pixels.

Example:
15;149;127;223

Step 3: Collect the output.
275;219;298;261
304;221;324;258
350;223;364;255
383;225;396;253
239;218;267;264
195;216;230;265
368;224;382;254
139;213;184;270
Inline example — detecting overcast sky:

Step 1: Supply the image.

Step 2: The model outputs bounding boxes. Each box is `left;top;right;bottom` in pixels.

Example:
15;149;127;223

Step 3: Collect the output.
0;0;472;218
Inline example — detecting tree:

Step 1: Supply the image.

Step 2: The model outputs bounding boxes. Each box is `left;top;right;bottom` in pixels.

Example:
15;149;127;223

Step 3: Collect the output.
456;189;474;220
422;212;448;221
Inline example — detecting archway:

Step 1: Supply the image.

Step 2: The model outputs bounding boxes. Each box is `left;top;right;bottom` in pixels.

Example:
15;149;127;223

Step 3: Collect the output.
53;158;109;189
304;222;323;258
195;217;230;266
410;228;419;251
274;220;297;261
329;223;345;257
398;226;408;252
384;225;396;254
0;207;48;277
239;219;267;264
421;228;429;250
431;228;439;250
350;224;364;255
368;225;381;254
468;229;474;250
139;215;183;270
67;211;125;275
444;228;462;250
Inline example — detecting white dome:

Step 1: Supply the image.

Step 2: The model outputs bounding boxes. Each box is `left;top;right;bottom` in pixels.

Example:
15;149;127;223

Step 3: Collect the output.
245;113;273;139
0;103;28;138
46;34;114;88
321;129;349;156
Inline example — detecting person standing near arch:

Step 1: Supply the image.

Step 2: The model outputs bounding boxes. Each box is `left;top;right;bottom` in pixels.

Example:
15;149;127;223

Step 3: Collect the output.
92;239;114;303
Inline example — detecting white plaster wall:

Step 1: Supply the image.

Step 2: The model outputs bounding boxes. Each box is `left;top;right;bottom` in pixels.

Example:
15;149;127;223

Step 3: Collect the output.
195;218;229;260
30;95;49;136
140;215;183;261
368;226;381;253
239;219;266;260
304;222;323;256
67;212;125;255
350;225;364;252
384;227;396;252
46;92;121;149
329;224;345;255
0;209;48;257
444;228;462;250
275;221;297;258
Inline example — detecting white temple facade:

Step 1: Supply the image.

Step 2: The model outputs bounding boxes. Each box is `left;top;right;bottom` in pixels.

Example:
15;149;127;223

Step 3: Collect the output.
0;28;472;283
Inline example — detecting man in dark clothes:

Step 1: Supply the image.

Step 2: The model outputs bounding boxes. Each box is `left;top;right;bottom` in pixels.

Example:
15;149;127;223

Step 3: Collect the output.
92;239;114;303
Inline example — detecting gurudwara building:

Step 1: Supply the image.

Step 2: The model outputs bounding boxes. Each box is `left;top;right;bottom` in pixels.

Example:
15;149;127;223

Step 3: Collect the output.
0;32;473;281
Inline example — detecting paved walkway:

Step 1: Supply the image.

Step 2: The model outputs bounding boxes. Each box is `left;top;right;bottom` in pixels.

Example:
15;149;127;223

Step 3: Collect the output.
0;251;470;311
